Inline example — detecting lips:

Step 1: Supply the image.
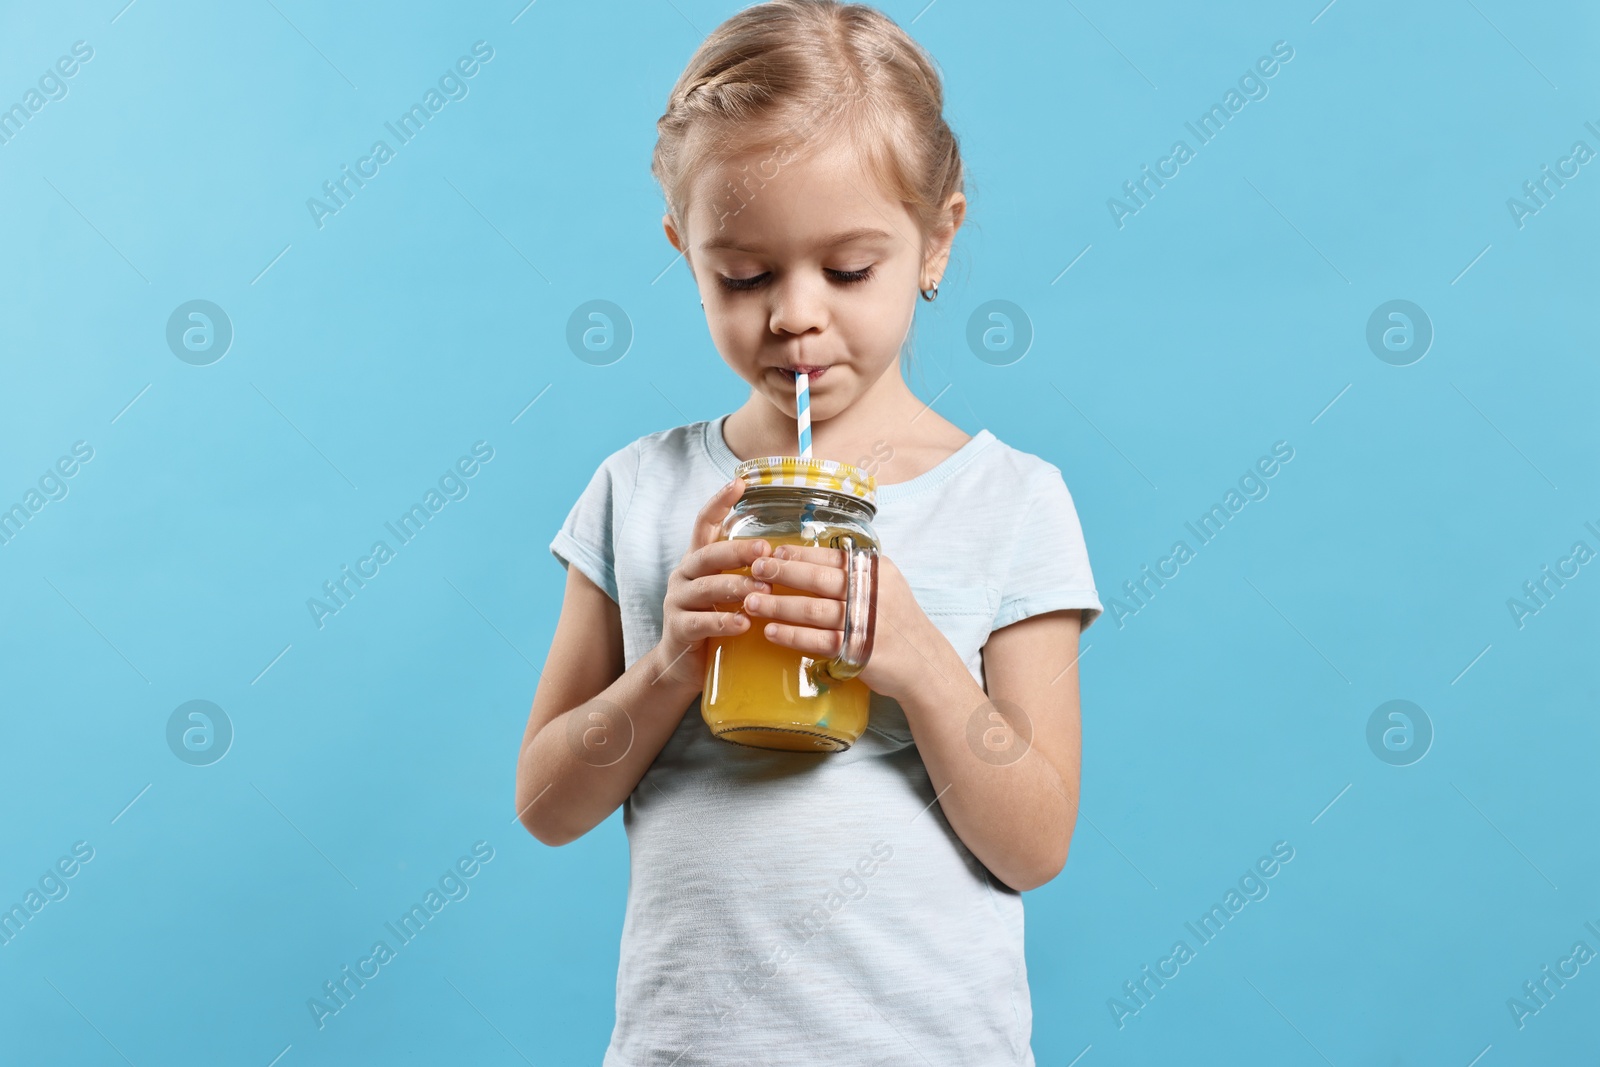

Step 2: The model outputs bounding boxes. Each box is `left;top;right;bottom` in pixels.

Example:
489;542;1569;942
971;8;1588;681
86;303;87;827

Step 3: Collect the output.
776;365;829;383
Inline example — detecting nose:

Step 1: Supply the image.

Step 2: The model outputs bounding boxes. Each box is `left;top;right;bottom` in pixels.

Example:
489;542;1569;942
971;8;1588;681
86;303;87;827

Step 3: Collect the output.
767;272;828;337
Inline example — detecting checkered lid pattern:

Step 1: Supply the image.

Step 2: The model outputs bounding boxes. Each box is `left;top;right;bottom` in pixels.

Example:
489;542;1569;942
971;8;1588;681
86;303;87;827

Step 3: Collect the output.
733;456;878;510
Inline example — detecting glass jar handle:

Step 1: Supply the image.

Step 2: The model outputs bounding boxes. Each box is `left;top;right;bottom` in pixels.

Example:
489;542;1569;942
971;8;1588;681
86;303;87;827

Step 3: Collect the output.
818;533;877;682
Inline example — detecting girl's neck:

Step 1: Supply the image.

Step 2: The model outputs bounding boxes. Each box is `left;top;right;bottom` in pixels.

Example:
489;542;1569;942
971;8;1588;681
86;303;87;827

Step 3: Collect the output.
722;362;971;485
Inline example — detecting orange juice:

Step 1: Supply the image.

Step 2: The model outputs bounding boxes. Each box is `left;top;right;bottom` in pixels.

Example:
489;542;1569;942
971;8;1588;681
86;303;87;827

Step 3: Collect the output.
702;531;871;751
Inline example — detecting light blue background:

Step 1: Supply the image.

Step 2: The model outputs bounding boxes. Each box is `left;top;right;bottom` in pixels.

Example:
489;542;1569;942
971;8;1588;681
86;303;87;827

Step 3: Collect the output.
1;0;1596;1063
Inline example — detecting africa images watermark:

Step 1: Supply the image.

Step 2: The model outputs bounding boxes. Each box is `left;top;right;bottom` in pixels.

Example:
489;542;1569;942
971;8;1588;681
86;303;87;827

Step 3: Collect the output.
1;40;94;148
1105;441;1295;628
306;441;495;629
1108;840;1296;1030
0;841;96;948
1506;916;1600;1031
1505;117;1600;230
707;839;895;1030
0;440;94;549
1107;40;1296;229
706;38;896;231
306;41;495;229
1505;518;1599;630
308;841;495;1030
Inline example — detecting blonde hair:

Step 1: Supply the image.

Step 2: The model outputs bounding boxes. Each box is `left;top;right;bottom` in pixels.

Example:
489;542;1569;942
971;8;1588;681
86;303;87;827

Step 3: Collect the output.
651;0;964;250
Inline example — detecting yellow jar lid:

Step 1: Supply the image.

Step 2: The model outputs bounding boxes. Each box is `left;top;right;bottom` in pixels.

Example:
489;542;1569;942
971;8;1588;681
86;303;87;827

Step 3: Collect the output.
733;456;878;509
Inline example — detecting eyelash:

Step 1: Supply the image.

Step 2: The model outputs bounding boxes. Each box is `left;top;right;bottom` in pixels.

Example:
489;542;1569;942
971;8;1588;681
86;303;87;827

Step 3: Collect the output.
718;265;876;292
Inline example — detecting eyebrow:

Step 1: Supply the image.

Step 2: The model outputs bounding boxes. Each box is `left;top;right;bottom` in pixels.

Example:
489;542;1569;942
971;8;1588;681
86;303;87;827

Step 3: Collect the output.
699;227;895;254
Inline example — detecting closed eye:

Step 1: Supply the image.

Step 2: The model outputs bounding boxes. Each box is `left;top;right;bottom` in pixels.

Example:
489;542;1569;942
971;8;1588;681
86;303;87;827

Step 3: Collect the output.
828;265;874;284
719;272;770;292
716;265;876;293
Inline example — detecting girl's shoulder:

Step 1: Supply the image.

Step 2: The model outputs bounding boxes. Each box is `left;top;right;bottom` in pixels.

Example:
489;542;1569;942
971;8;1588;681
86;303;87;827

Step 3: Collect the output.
946;429;1083;499
563;419;728;517
583;418;716;475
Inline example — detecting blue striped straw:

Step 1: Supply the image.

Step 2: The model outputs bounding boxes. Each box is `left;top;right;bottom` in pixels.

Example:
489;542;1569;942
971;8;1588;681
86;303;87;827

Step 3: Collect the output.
795;371;811;459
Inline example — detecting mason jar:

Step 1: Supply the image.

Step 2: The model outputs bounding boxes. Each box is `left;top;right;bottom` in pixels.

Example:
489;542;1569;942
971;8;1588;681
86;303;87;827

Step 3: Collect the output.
701;455;880;752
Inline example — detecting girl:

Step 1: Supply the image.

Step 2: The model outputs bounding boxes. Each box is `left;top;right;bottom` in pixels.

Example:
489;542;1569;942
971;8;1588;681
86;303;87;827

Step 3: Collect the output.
516;2;1102;1063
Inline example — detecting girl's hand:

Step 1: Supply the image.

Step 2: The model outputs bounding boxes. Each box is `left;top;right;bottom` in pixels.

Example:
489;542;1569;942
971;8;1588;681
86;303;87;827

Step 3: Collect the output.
740;544;936;703
651;480;775;691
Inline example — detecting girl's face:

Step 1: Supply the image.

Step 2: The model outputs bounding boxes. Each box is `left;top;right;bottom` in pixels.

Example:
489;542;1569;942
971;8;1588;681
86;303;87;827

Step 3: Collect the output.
665;140;961;421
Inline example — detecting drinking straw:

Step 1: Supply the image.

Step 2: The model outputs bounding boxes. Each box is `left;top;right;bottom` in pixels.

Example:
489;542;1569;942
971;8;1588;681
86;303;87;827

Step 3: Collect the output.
793;369;824;703
796;371;811;460
794;368;827;705
796;369;818;528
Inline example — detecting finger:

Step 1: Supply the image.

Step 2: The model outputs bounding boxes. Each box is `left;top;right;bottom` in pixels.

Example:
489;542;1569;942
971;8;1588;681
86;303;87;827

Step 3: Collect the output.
687;571;773;611
689;478;747;553
758;619;845;658
766;543;845;569
682;607;753;642
749;554;846;598
684;535;773;581
742;589;846;630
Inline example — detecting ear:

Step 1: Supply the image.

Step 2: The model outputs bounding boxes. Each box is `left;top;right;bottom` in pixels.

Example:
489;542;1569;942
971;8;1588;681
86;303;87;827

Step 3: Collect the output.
664;213;698;285
663;213;686;254
921;191;967;287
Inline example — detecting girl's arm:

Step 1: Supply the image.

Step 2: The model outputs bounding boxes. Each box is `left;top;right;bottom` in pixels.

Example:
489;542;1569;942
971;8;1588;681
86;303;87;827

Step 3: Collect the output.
897;608;1084;893
513;564;703;846
516;481;773;846
739;544;1083;892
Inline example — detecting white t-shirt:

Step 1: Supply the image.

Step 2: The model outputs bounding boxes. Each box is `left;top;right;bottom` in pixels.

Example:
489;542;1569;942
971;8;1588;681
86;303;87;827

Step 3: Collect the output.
549;413;1102;1067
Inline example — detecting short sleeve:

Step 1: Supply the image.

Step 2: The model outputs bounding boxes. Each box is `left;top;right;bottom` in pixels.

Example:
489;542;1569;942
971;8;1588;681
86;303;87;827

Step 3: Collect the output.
548;443;640;605
993;464;1103;632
